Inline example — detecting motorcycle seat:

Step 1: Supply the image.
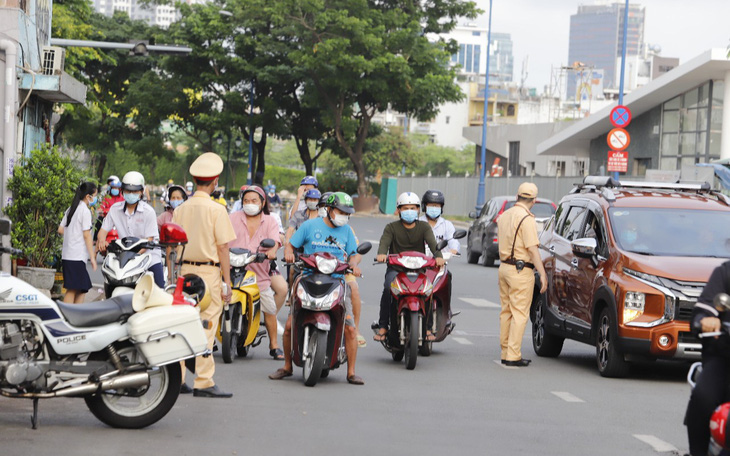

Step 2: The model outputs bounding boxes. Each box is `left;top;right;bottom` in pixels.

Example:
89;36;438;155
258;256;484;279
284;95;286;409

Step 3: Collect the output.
57;294;135;328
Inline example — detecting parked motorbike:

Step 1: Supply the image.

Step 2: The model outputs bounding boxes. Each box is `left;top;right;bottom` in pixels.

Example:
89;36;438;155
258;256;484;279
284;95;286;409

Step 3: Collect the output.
101;230;158;298
372;230;466;369
688;293;730;456
217;239;275;363
288;239;372;386
0;243;209;429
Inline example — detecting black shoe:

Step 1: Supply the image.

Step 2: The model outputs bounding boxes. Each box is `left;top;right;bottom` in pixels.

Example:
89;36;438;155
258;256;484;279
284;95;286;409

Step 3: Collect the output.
503;359;531;367
193;385;233;398
180;383;193;394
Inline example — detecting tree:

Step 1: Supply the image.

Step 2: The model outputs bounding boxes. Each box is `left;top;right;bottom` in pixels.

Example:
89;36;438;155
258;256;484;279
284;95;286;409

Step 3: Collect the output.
274;0;479;196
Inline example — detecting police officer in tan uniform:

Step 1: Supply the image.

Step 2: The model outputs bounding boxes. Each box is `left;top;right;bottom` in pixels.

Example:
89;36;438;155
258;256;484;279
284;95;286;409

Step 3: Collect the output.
496;182;547;367
173;152;237;397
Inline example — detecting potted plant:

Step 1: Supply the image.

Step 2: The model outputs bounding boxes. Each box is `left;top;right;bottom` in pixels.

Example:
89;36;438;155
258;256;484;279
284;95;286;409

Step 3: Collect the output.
5;145;85;292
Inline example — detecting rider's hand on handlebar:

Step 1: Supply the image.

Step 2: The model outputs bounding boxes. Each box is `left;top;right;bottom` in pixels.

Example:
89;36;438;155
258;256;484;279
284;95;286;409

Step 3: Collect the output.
376;254;387;263
97;238;108;253
350;265;362;278
435;257;445;267
285;252;295;264
701;316;721;334
266;249;277;261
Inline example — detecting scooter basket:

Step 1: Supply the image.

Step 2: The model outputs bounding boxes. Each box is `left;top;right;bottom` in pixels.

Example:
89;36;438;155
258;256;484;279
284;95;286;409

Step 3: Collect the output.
127;306;207;366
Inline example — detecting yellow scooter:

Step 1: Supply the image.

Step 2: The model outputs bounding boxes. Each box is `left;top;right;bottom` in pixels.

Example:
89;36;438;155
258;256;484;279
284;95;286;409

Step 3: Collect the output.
217;239;275;363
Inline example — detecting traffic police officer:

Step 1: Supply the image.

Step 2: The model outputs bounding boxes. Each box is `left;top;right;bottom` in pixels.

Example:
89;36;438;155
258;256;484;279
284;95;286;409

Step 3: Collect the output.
496;182;547;367
173;152;236;397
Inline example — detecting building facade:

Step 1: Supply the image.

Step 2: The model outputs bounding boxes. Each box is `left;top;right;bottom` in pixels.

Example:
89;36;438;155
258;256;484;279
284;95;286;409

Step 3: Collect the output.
91;0;179;28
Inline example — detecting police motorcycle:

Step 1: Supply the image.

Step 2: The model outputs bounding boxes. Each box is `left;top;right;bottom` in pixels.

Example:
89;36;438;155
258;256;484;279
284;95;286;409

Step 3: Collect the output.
421;229;467;356
372;231;466;370
101;229;158;298
217;239;275;363
288;238;372;386
688;293;730;455
0;221;209;429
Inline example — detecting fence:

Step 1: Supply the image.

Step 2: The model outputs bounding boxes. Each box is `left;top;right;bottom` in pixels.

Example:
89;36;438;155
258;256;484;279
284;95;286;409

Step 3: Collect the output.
395;176;582;216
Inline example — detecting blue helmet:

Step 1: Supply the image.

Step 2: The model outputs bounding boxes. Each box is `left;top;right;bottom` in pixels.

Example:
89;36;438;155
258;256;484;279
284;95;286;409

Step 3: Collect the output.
304;189;321;200
300;176;318;187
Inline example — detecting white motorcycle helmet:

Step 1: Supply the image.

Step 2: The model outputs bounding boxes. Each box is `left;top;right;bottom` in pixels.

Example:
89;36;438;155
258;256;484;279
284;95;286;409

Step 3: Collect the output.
122;171;145;192
396;191;421;208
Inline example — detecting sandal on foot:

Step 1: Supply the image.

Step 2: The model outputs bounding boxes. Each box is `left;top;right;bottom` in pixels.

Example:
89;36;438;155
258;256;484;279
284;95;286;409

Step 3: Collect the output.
425;331;436;342
373;329;387;342
270;348;285;360
356;334;367;347
347;375;364;385
268;368;293;380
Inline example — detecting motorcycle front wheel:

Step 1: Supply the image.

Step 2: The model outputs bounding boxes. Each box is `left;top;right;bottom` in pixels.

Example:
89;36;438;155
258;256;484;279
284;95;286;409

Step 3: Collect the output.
303;327;327;387
222;303;242;363
85;347;181;429
404;312;419;370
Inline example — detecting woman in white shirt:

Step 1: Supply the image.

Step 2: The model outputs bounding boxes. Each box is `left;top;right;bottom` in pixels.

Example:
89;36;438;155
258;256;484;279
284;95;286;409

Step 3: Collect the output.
58;182;98;304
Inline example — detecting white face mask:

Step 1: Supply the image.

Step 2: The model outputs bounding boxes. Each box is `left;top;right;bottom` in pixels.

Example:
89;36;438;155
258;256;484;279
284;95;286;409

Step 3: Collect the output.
332;214;349;227
318;208;327;218
243;204;261;216
306;201;319;211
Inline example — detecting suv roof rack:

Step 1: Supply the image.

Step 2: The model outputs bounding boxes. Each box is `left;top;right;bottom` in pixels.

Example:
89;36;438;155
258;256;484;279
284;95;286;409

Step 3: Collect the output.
577;175;711;192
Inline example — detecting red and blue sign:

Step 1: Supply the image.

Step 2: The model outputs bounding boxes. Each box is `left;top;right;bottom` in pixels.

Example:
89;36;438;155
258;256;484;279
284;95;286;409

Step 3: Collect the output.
610;105;631;129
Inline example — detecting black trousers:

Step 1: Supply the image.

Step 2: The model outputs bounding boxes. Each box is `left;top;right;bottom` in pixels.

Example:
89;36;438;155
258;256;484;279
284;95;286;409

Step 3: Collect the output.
686;355;730;455
378;268;399;329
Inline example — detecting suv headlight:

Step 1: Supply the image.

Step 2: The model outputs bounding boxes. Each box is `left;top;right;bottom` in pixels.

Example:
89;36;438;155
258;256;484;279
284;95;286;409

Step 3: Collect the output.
624;291;645;323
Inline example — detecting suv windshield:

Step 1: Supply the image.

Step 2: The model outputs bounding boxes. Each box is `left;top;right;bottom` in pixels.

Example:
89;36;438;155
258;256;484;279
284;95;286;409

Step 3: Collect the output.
608;207;730;257
505;201;555;218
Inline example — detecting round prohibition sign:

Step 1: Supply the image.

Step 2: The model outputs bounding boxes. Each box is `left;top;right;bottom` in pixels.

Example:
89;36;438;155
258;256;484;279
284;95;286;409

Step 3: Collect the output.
607;128;630;151
610;105;632;128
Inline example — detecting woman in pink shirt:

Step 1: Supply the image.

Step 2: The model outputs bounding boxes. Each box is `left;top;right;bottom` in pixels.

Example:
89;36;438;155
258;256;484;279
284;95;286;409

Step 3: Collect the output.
229;185;285;360
157;185;187;230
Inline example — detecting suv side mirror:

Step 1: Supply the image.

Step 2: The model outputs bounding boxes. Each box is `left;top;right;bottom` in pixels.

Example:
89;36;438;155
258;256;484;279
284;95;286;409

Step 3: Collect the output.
453;229;467;240
571;238;597;258
356;242;372;255
468;211;477;219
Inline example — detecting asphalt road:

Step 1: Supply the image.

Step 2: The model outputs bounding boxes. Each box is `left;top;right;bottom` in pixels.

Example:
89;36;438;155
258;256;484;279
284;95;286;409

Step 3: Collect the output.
0;215;691;455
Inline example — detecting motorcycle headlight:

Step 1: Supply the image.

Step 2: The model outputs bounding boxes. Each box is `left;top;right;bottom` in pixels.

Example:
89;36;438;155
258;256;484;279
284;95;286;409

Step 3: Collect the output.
399;256;428;270
299;286;340;311
121;272;144;285
230;253;249;268
315;256;338;275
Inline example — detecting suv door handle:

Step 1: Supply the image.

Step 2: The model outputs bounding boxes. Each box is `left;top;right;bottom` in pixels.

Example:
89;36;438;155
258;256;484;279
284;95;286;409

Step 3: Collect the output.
571;258;579;268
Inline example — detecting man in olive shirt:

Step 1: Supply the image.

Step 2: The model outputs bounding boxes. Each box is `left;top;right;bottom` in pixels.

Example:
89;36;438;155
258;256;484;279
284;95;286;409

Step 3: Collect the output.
374;192;444;341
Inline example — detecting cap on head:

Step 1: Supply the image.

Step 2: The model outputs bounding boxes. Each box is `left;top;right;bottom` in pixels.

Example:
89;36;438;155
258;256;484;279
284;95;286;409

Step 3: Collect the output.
189;152;223;180
517;182;538;199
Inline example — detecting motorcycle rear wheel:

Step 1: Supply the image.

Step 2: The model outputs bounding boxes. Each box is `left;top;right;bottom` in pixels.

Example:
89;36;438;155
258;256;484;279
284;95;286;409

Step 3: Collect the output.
85;347;181;429
303;328;327;387
404;312;419;370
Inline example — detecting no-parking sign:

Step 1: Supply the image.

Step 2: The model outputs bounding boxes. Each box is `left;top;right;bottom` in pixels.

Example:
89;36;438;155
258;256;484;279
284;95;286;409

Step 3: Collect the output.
607;128;630;151
610;105;631;128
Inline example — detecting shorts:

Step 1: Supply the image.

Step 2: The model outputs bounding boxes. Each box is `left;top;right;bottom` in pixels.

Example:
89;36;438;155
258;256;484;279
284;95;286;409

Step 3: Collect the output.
259;286;277;315
344;293;355;328
62;260;92;293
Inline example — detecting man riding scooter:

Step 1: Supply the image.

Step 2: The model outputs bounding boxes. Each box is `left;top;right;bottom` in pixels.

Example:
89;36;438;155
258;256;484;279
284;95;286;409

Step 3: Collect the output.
269;192;365;385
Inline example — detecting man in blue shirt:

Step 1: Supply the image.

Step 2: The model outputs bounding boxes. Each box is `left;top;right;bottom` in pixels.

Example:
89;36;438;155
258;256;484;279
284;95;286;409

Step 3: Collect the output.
269;192;365;385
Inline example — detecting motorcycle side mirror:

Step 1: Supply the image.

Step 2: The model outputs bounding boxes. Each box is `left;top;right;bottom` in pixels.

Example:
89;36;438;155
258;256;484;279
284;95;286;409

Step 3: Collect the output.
468;211;477;219
453;229;467;240
436;239;449;251
714;293;730;312
259;238;276;249
356;242;372;255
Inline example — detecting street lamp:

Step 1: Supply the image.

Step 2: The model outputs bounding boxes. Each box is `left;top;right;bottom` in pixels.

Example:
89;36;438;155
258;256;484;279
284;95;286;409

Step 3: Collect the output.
476;0;493;209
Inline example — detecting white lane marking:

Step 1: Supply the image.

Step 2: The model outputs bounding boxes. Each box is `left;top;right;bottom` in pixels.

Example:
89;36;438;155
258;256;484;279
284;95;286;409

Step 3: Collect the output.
453;330;467;336
632;435;678;453
459;297;500;308
452;337;473;345
551;391;585;403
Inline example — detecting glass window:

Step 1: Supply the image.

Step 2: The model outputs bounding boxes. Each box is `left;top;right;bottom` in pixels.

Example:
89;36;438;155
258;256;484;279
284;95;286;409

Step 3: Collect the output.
711;105;724;131
474;45;481;75
558;206;585;240
458;44;465;68
683;88;699;109
681;155;698;168
466;44;473;73
660;156;678;170
710;132;722;156
713;80;725;107
680;133;696;155
662;110;679;132
661;133;678;155
681;108;698;132
664;96;680;110
697;132;707;155
698;108;708;131
698;83;709;107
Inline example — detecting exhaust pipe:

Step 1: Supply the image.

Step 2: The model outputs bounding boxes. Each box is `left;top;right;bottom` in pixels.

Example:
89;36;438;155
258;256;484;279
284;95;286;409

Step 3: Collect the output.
1;372;150;399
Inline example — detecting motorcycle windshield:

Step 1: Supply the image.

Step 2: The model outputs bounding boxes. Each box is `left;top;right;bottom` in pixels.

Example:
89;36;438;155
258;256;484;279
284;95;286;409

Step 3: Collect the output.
300;273;341;298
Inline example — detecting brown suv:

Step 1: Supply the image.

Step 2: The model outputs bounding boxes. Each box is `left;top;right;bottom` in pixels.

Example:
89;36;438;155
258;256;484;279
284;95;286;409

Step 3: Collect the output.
531;176;730;377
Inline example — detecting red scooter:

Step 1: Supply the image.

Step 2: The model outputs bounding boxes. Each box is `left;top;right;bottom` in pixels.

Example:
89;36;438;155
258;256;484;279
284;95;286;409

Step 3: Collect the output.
374;230;466;369
289;241;372;386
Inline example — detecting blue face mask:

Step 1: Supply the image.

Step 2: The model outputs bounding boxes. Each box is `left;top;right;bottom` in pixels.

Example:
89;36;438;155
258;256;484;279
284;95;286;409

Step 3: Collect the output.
124;193;141;205
110;188;120;196
426;206;441;219
400;209;418;224
89;196;98;207
170;199;183;209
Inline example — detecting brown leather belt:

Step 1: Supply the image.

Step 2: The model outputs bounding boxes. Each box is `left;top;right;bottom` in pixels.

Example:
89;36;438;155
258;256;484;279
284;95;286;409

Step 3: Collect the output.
182;260;220;267
502;258;535;269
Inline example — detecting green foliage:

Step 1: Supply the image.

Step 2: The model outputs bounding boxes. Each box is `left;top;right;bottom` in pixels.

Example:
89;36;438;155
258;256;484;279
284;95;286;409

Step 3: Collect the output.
262;166;306;194
6;146;86;268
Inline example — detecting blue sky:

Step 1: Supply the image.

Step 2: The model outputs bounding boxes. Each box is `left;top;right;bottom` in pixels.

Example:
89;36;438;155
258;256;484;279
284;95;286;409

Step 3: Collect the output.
473;0;730;90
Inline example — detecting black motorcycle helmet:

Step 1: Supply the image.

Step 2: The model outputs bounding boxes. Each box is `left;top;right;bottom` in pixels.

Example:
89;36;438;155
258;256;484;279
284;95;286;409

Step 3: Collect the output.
421;189;445;212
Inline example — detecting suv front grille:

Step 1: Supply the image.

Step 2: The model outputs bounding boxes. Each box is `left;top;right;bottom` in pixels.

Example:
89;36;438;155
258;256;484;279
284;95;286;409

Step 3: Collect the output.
664;279;705;322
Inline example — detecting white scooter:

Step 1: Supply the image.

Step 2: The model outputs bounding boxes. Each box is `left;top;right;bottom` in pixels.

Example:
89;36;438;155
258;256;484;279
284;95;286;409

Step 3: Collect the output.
101;231;157;297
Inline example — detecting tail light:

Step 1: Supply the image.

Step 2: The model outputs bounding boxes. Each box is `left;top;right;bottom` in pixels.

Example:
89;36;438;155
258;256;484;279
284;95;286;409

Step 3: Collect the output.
160;223;188;246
